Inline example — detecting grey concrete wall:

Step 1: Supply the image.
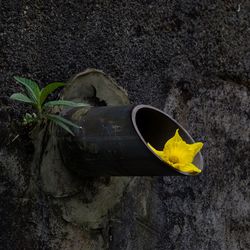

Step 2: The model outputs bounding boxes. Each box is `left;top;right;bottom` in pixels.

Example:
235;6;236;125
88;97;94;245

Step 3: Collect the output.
0;1;249;249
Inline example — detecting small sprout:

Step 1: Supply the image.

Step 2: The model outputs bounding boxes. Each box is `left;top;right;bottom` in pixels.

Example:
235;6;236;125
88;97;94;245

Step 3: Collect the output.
23;113;38;125
10;76;89;135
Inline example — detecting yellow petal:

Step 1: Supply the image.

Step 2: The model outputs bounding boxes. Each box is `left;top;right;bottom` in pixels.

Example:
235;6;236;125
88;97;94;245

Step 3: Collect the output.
163;129;185;152
164;130;203;164
172;162;201;174
172;129;183;142
189;142;203;156
176;149;194;163
177;142;203;163
147;129;203;175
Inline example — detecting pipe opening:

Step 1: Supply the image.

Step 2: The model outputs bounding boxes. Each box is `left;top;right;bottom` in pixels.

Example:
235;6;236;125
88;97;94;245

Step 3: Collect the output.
131;105;203;172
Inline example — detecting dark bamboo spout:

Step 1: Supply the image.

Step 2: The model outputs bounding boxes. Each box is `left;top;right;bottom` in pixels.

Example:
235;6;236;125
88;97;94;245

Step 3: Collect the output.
57;105;204;176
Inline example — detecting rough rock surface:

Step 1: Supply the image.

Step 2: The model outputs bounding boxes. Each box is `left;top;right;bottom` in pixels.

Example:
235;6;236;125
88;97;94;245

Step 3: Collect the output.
0;1;249;249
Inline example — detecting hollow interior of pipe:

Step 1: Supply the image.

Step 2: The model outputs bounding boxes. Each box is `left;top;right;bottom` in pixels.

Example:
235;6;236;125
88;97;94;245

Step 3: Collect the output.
132;106;203;170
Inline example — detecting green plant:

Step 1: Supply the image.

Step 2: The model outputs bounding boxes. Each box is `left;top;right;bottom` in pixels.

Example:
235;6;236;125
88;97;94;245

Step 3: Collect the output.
10;76;89;135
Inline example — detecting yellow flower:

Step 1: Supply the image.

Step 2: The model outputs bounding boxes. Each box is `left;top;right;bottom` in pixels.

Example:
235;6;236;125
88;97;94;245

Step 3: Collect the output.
147;129;203;174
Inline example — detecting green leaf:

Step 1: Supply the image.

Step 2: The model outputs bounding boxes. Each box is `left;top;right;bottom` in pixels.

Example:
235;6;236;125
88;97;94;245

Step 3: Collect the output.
47;114;81;129
40;82;65;105
49;118;74;135
47;115;77;135
14;76;40;102
44;100;89;108
10;93;34;104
